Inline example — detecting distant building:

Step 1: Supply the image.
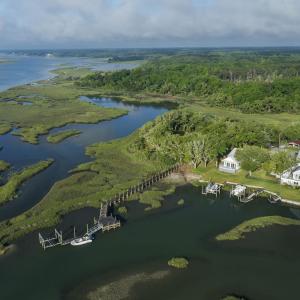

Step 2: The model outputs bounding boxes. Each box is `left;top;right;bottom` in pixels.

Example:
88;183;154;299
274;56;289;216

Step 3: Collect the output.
297;151;300;161
281;164;300;187
219;148;241;174
288;141;300;148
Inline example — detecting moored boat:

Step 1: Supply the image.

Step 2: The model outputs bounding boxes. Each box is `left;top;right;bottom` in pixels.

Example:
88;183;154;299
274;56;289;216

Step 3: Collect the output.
71;235;93;246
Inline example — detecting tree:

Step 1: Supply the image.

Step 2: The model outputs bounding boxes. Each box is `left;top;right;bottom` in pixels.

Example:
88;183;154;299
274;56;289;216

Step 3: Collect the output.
269;151;296;175
188;135;212;168
237;146;270;176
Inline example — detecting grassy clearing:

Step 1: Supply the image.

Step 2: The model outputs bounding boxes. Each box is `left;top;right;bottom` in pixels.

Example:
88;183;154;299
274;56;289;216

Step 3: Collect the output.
188;103;300;128
51;67;93;79
194;165;300;201
0;159;54;205
168;257;189;269
216;216;300;241
47;129;81;144
0;123;11;135
0;69;127;144
0;161;10;172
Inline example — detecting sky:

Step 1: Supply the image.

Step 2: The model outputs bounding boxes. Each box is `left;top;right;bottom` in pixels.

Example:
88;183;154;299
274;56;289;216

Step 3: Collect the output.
1;0;300;49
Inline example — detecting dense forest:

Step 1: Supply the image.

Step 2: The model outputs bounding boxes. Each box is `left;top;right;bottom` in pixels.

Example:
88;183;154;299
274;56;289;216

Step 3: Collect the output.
129;109;300;169
78;51;300;113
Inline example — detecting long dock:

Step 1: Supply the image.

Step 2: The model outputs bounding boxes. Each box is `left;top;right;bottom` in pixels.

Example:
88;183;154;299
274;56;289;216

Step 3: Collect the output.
38;163;181;250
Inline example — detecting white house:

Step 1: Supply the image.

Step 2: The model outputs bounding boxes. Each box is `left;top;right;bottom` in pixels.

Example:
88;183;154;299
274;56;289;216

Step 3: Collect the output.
219;148;241;174
281;164;300;187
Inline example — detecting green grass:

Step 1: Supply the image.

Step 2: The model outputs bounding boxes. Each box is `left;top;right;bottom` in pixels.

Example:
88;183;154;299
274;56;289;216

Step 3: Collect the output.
0;133;171;244
216;216;300;241
0;161;10;172
168;257;189;269
117;206;128;215
0;123;11;135
47;130;81;144
194;165;300;201
177;199;185;206
188;103;300;128
51;67;93;79
139;183;176;211
0;73;127;144
0;159;54;205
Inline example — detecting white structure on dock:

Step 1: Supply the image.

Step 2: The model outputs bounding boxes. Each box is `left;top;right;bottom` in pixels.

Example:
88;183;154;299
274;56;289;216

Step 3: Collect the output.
230;185;246;199
219;148;241;174
281;164;300;187
202;182;222;197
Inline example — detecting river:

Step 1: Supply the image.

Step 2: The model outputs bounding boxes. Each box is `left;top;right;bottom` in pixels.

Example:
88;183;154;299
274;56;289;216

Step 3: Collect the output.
1;185;300;300
1;55;300;300
0;53;138;91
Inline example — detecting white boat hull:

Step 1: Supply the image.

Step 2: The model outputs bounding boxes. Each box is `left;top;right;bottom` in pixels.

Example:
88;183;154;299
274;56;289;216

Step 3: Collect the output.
71;237;93;246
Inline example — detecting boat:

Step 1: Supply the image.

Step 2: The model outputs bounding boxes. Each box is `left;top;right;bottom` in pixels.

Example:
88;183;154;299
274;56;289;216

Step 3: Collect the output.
71;235;93;246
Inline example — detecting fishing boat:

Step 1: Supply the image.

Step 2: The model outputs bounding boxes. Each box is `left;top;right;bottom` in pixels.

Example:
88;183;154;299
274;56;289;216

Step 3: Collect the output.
71;235;93;246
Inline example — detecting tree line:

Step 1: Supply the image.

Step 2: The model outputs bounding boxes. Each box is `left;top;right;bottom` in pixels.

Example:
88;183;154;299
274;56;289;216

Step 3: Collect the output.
130;110;299;176
77;51;300;113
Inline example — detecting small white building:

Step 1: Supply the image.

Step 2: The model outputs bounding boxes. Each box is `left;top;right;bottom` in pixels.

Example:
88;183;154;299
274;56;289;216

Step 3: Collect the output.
219;148;241;174
281;164;300;187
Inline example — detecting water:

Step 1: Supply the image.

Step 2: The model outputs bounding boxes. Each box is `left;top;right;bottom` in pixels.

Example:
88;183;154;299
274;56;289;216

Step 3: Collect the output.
1;185;300;300
1;54;300;300
0;54;138;91
0;97;167;221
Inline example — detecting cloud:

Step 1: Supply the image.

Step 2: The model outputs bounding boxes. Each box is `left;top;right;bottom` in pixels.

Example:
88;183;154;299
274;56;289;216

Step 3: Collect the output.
0;0;300;48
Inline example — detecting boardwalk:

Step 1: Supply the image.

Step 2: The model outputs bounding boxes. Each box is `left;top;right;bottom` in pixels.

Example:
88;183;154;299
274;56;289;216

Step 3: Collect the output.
38;163;181;250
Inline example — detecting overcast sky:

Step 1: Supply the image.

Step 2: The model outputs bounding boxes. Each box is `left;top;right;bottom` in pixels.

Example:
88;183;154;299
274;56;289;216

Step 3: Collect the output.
1;0;300;49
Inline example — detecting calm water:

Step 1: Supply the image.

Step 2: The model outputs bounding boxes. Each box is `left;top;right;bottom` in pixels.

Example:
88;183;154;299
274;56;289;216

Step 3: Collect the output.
1;185;300;300
0;54;138;91
1;55;300;300
0;97;167;221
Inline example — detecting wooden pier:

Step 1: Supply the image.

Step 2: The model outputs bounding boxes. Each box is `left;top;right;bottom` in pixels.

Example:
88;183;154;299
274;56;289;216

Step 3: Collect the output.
38;163;181;250
38;203;120;250
108;163;181;205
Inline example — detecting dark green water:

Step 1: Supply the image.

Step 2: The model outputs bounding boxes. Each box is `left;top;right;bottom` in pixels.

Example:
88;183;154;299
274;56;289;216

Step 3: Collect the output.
1;184;300;300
